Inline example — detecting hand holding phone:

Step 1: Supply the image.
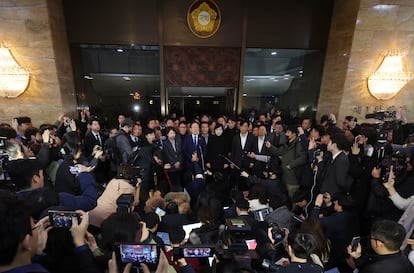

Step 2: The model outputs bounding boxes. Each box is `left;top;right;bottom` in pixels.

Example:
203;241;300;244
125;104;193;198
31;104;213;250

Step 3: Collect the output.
48;210;80;228
115;243;160;270
351;236;361;252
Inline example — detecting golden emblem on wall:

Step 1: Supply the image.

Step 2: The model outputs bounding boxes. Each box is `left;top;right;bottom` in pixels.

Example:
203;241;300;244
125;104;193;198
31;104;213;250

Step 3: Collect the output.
187;0;221;39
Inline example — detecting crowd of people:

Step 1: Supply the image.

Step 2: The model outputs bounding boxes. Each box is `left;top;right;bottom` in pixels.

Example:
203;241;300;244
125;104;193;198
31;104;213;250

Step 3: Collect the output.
0;108;414;273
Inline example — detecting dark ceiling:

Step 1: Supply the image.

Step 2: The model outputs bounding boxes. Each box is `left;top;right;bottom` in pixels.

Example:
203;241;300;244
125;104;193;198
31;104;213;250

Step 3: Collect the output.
63;0;333;102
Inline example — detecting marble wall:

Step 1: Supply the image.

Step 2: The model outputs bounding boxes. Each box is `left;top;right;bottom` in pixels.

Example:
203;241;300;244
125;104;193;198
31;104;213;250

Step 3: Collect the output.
0;0;77;127
319;0;414;124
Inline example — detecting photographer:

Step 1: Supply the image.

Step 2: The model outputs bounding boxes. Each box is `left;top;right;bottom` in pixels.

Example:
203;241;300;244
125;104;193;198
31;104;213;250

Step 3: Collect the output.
263;232;324;273
381;165;414;251
366;159;407;223
310;193;359;272
89;164;141;228
55;132;102;195
0;190;100;273
101;212;178;273
7;159;98;212
348;128;378;236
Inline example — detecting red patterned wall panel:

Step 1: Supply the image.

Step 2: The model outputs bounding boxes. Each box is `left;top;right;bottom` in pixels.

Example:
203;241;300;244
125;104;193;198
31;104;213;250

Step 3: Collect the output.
164;46;241;87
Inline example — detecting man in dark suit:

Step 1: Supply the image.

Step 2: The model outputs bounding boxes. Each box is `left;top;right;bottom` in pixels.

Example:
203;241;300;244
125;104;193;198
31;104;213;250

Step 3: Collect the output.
317;133;352;196
250;123;271;178
182;121;207;180
84;118;105;157
182;121;207;206
223;116;238;157
84;118;109;184
230;120;255;190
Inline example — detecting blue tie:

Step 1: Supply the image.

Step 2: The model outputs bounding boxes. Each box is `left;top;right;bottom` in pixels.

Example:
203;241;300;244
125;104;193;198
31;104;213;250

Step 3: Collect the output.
193;135;197;151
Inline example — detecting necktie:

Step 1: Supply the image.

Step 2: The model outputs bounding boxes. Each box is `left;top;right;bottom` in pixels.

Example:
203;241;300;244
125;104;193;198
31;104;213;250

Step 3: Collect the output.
193;135;197;151
95;134;102;146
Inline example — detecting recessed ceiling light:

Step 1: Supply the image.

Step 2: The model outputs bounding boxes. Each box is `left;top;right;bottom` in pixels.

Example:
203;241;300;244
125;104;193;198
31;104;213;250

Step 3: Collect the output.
83;75;93;80
299;70;303;73
273;79;279;82
243;93;247;97
271;52;277;55
270;77;275;80
117;48;123;53
123;76;131;81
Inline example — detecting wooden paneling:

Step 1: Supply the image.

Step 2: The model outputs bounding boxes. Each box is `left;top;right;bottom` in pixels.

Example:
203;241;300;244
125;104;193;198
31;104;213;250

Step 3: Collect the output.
164;46;241;87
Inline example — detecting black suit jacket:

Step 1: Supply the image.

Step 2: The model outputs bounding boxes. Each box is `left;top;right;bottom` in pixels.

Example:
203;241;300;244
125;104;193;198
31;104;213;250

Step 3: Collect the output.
84;131;105;157
230;132;255;169
318;151;352;195
206;134;227;170
162;138;183;168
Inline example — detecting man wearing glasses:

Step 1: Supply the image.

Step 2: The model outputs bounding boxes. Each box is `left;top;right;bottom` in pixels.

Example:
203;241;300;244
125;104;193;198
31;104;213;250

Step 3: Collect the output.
348;220;413;273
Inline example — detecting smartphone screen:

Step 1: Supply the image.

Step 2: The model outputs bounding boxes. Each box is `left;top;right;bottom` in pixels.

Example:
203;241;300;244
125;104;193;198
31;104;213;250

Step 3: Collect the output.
351;236;360;252
116;244;159;266
230;218;245;226
245;239;257;250
48;210;79;228
156;232;171;245
155;207;166;218
182;247;214;258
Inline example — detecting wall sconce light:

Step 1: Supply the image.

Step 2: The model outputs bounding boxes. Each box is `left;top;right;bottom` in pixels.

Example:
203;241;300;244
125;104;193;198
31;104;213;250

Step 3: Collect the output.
0;47;30;98
367;51;412;100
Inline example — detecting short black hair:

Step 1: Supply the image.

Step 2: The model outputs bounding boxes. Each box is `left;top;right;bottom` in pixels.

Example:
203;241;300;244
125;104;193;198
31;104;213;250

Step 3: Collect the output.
312;125;325;137
144;212;160;229
345;116;357;122
235;198;249;211
330;133;350;151
239;120;249;127
287;232;317;260
143;128;155;136
0;190;32;265
7;159;42;190
370;220;406;251
292;190;309;203
24;127;39;140
89;117;100;125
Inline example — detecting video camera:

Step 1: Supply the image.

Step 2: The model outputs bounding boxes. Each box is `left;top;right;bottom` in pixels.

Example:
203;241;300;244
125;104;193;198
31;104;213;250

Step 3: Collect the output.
269;223;285;247
116;194;135;213
378;150;406;181
0;137;9;178
365;110;397;121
